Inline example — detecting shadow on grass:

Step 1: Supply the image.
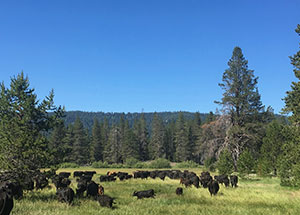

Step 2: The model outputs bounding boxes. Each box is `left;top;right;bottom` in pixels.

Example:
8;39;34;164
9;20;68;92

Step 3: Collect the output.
22;191;57;202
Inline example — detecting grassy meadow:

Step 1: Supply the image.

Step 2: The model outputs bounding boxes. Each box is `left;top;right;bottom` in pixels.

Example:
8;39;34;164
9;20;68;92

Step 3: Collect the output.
11;168;300;215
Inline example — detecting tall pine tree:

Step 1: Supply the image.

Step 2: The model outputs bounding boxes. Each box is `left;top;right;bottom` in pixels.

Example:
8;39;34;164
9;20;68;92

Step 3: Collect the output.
149;113;166;159
0;72;63;177
70;116;89;165
91;118;103;162
216;47;264;169
175;112;190;162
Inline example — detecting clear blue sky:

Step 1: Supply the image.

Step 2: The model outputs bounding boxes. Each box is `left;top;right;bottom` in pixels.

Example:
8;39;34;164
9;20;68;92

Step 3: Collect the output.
1;0;299;114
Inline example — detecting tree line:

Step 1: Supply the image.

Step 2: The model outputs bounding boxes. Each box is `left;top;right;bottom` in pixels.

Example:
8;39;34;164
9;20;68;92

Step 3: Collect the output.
0;24;299;187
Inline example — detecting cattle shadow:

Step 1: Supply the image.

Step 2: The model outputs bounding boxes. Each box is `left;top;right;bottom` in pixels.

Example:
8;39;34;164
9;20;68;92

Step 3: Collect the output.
22;192;56;202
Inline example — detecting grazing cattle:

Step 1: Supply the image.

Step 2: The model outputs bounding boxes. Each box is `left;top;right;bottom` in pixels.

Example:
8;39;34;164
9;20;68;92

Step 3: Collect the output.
133;171;150;179
208;180;219;196
35;175;49;190
176;187;183;195
107;171;117;177
1;181;23;200
56;187;75;205
100;175;116;182
97;194;115;208
58;172;71;178
133;189;155;199
52;176;71;189
157;172;166;181
76;179;87;197
191;176;200;188
98;185;104;196
200;171;213;188
0;186;13;215
230;175;238;187
73;171;84;178
86;181;99;198
117;172;129;181
214;175;230;187
180;178;192;188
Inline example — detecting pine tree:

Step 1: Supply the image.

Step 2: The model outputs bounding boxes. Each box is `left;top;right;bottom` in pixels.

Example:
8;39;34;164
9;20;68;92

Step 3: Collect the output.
134;113;149;161
0;72;64;177
237;148;256;176
216;47;264;169
70;116;89;165
105;126;122;163
216;47;263;126
91;118;102;162
49;119;67;164
282;24;300;125
122;120;139;161
279;24;300;186
216;148;234;175
175;112;190;162
149;113;166;159
164;120;176;161
101;117;110;158
63;124;74;162
259;120;284;175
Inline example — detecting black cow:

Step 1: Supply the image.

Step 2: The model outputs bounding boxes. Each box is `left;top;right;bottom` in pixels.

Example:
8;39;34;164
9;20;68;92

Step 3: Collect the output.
86;181;99;198
230;175;238;187
99;175;116;182
58;172;71;178
180;178;192;188
208;180;219;196
214;175;230;187
200;171;213;188
133;189;155;199
0;186;13;215
52;176;71;189
97;194;115;208
176;187;183;195
84;171;96;177
56;187;75;205
35;175;49;190
1;181;23;200
73;171;84;178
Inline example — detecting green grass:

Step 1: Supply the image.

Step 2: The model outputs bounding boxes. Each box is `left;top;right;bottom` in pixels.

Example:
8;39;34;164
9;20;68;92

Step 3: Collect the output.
11;168;300;215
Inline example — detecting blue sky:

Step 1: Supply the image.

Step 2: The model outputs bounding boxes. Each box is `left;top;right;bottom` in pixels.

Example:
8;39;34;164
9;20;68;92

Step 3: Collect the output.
0;0;299;113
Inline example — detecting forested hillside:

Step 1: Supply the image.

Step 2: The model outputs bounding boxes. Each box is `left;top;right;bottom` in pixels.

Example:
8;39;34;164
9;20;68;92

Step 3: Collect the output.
63;111;209;131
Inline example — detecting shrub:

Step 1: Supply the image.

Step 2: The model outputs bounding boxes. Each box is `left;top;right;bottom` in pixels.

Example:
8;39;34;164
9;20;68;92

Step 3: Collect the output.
174;160;200;168
237;148;256;176
134;162;148;168
91;161;110;168
204;157;216;171
148;158;171;169
59;162;80;168
216;148;234;175
124;158;140;168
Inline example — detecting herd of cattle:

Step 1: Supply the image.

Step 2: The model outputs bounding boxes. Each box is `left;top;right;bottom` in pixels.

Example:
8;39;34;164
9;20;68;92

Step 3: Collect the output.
0;169;238;214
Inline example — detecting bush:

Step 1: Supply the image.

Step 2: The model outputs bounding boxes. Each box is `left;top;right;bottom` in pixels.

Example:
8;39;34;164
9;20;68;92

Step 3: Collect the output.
59;162;80;168
91;161;110;168
148;158;171;169
134;162;149;168
174;160;200;168
237;148;256;176
124;158;140;168
216;149;234;175
204;157;216;171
